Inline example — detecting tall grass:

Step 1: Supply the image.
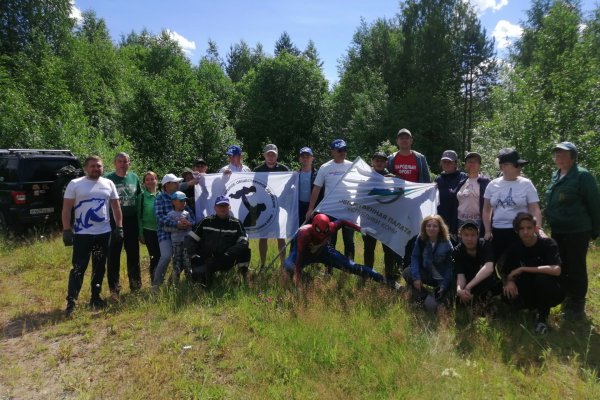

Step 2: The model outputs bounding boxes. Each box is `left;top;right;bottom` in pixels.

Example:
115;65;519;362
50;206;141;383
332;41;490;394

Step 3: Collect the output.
0;234;598;399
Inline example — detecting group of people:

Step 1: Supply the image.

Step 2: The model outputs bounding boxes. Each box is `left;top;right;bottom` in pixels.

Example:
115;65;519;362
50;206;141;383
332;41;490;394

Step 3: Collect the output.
60;129;599;335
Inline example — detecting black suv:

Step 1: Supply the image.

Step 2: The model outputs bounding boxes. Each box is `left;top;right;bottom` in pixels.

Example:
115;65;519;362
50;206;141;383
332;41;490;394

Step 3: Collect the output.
0;149;83;234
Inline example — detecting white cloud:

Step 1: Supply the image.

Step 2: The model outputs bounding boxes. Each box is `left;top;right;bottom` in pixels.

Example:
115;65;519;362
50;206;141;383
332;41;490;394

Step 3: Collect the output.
70;0;83;25
166;29;197;56
467;0;509;14
493;20;523;49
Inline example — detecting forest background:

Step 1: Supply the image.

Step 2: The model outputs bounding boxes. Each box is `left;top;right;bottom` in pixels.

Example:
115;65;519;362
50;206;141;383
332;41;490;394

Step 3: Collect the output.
1;0;599;196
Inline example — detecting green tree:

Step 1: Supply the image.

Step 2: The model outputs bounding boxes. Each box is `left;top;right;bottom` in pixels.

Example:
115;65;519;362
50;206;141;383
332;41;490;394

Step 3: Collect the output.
274;31;300;56
236;53;328;164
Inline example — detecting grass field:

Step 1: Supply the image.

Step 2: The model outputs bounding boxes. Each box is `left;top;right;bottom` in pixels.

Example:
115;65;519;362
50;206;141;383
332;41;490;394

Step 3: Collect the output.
0;232;599;399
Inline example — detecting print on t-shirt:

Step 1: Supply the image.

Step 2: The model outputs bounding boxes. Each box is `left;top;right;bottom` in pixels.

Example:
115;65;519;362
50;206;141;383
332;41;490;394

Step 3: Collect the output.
73;198;107;232
496;187;517;209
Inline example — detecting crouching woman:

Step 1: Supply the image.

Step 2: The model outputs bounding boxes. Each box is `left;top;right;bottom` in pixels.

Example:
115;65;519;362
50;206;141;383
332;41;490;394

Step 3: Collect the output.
403;215;454;312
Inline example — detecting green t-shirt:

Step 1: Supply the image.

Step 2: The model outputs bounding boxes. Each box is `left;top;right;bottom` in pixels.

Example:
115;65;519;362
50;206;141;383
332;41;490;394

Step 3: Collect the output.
139;189;158;233
105;171;142;218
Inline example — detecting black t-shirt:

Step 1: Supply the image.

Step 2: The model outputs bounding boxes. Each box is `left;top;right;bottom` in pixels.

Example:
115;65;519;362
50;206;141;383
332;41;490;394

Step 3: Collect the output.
500;237;561;277
453;238;494;281
254;163;289;172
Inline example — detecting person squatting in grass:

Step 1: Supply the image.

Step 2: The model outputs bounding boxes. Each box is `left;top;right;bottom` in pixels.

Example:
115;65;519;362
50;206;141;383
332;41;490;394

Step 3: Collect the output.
403;215;454;313
499;212;564;335
62;155;123;317
184;195;250;285
454;221;502;307
283;213;397;287
162;191;195;284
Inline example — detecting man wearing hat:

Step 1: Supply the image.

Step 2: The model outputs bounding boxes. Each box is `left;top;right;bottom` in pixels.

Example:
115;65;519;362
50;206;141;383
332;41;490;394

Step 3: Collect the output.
545;142;600;320
386;128;431;183
435;150;467;236
254;144;289;268
185;195;251;284
306;138;355;259
297;147;319;227
454;221;500;305
219;145;251;173
362;151;399;281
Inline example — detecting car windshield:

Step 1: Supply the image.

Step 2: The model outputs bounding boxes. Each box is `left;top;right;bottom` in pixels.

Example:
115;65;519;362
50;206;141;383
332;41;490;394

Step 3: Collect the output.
21;159;80;182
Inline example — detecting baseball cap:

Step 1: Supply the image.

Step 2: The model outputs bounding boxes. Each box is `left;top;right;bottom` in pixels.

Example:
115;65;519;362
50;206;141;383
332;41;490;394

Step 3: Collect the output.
396;128;412;137
194;158;207;166
330;139;347;150
299;147;313;156
161;173;183;186
459;220;479;232
263;143;278;154
553;141;577;154
171;191;187;201
464;152;482;163
441;150;458;162
226;145;242;156
215;195;230;205
372;151;388;160
497;148;528;165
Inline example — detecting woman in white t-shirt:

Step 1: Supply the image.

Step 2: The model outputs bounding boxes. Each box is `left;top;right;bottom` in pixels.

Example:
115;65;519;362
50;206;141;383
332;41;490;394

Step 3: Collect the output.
482;148;542;262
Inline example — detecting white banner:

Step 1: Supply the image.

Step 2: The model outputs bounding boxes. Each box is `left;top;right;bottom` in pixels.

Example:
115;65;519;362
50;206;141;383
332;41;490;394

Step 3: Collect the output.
316;158;438;256
194;172;299;239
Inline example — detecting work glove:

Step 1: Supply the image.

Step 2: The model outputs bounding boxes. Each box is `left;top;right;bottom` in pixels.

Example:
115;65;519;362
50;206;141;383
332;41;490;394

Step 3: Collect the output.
62;230;73;246
111;227;124;244
361;227;377;237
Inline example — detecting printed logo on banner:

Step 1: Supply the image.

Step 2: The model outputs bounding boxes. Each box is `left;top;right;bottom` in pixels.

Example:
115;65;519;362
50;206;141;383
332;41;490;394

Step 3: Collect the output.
225;177;278;233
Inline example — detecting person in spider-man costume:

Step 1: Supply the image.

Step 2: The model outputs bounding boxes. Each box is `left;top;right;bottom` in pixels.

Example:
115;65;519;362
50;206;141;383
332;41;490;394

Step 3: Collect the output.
284;213;392;286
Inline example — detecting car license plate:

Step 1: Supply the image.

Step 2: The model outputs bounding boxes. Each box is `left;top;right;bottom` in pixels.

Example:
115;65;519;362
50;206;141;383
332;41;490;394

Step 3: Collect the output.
30;207;54;215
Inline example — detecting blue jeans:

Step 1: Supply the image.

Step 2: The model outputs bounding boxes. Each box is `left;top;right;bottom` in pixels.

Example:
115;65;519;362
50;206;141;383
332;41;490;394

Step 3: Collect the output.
284;242;384;282
67;232;110;302
153;238;173;286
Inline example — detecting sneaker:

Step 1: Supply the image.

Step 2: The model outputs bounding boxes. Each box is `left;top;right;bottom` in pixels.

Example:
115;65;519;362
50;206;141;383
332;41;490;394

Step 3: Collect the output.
65;301;76;318
385;279;402;291
89;297;108;310
535;322;549;335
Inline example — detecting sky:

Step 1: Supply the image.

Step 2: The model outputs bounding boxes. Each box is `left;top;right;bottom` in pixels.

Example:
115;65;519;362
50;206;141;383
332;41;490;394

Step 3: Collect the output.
71;0;599;85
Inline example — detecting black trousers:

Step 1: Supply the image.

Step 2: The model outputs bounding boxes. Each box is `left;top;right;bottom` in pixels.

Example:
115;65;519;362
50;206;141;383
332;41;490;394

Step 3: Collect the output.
491;227;519;263
362;234;398;279
508;274;565;322
107;215;141;293
67;232;110;302
552;231;591;310
143;229;161;281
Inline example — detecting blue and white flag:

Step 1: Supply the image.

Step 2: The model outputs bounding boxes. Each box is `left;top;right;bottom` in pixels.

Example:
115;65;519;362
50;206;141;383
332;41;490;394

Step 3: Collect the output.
316;158;438;256
194;172;299;239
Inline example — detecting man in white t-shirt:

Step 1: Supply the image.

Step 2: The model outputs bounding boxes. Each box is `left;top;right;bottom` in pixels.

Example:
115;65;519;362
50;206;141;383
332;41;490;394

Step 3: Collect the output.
219;145;251;174
306;139;355;258
61;155;123;317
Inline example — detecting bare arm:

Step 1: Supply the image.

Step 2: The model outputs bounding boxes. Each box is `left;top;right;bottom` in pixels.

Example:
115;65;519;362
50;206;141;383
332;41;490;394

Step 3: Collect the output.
482;198;492;240
508;264;561;280
62;198;75;230
305;185;322;220
465;262;495;291
110;199;123;228
528;202;543;229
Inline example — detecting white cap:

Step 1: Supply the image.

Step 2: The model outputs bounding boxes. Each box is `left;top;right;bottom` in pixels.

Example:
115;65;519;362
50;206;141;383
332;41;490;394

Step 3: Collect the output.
161;173;183;186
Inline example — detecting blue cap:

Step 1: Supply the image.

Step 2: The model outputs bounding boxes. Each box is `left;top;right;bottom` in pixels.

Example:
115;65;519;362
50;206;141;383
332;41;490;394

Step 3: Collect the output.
226;145;242;156
171;191;187;201
553;141;577;154
299;147;313;156
215;195;230;205
330;139;347;150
